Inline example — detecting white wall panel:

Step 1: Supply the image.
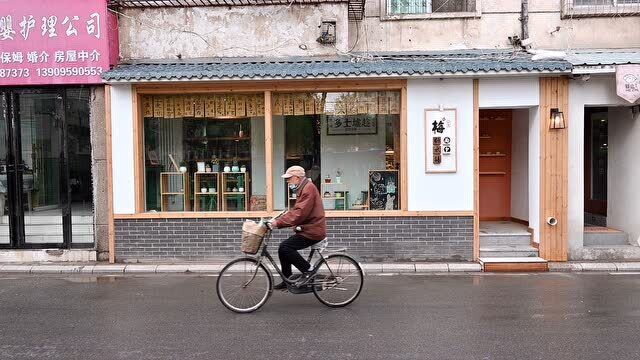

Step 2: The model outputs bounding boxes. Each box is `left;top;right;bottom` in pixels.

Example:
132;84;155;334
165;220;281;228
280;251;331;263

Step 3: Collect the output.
479;78;539;109
407;79;474;211
110;85;135;214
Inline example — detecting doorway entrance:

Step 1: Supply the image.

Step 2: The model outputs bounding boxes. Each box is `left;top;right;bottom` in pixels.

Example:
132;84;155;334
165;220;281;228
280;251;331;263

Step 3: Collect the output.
584;107;608;227
478;109;538;261
0;88;94;249
479;110;512;220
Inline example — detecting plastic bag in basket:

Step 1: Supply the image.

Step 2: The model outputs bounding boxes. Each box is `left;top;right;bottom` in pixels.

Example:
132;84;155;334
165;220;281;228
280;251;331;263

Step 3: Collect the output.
241;220;267;254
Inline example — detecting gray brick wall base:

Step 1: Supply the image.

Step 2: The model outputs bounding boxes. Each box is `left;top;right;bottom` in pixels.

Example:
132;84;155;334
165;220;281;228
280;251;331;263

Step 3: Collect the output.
115;216;473;262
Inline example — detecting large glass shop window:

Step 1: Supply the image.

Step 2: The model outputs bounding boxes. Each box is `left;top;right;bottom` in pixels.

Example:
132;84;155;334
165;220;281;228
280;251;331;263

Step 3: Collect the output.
142;94;266;212
272;91;401;211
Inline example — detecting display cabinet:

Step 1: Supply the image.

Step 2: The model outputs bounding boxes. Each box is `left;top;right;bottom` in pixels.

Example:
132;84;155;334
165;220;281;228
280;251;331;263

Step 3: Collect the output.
221;172;249;211
194;172;220;211
160;172;190;211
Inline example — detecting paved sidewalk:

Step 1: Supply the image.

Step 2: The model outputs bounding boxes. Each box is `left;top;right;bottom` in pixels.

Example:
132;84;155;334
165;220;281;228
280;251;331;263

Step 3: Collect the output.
1;261;640;274
0;261;480;274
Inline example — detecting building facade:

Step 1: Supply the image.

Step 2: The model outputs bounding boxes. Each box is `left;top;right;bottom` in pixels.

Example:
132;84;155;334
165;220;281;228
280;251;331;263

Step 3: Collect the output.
5;0;638;264
0;0;118;261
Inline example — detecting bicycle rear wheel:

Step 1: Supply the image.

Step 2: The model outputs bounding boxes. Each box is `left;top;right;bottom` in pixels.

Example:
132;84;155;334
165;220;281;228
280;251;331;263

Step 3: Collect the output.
216;257;272;313
312;254;363;307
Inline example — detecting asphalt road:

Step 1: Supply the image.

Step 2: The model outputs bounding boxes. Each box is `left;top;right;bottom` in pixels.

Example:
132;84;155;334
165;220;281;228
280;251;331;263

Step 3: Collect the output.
1;272;639;360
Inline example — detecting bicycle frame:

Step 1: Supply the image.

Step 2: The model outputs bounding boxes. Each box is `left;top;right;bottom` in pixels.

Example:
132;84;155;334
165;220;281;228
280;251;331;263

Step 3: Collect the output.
243;229;338;290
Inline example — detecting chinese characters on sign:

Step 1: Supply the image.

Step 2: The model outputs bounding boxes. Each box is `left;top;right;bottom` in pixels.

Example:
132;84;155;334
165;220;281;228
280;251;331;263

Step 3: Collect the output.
425;109;457;173
0;0;117;85
616;65;640;104
326;115;378;135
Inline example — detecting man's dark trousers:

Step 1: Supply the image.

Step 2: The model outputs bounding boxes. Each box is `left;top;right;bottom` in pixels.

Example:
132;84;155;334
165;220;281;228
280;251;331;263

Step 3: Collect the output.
278;234;318;278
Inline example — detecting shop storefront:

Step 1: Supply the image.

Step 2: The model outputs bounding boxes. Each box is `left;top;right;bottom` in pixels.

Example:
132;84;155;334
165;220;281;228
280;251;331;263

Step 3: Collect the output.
104;52;574;264
0;0;117;260
566;53;640;260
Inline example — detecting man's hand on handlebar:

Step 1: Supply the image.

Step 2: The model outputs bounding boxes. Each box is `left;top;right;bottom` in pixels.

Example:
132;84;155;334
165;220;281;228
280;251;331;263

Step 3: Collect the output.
265;220;275;230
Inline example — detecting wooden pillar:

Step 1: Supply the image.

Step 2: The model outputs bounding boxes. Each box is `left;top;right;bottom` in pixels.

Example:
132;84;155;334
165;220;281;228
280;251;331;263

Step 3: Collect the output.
539;77;569;261
473;79;480;261
264;91;274;213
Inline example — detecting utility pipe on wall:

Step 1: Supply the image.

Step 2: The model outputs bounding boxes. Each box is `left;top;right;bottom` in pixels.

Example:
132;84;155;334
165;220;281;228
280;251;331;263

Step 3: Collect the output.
521;0;529;43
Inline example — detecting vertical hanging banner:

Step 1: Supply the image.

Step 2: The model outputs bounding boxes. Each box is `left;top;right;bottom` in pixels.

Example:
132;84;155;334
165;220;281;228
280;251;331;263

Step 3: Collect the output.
246;95;257;117
235;95;246;117
173;96;184;117
153;96;164;118
194;95;205;118
425;108;457;173
183;95;194;117
0;0;118;85
163;96;174;118
143;96;153;117
616;65;640;104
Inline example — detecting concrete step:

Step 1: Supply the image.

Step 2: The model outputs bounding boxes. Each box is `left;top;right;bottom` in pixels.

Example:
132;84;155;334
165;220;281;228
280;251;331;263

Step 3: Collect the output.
479;257;548;272
480;234;531;246
479;245;539;258
582;245;640;261
584;231;629;246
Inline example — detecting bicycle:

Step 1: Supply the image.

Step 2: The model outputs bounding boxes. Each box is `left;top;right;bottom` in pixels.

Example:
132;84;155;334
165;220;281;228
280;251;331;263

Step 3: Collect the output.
216;214;364;313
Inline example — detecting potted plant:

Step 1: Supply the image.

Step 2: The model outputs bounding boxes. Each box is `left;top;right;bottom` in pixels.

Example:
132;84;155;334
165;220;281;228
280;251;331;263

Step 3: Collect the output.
335;168;343;184
211;157;220;172
179;160;188;173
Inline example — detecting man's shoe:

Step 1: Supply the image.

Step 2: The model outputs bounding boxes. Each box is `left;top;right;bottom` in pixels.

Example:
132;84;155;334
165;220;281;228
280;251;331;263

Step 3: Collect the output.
273;281;287;290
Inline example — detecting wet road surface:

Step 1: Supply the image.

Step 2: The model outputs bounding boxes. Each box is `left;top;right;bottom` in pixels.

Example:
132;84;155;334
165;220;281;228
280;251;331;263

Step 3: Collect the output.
1;272;639;359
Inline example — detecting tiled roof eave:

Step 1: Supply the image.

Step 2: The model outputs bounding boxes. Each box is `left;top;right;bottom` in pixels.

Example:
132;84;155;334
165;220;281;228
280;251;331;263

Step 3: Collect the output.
103;68;571;83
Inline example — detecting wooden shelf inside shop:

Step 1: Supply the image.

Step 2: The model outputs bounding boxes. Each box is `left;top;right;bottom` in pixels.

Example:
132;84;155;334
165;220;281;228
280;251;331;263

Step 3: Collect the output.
480;136;492;139
480;172;507;175
480;153;507;157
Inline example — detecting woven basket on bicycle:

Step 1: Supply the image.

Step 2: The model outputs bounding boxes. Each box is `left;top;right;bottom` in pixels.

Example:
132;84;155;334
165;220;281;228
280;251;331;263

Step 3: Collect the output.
241;220;268;254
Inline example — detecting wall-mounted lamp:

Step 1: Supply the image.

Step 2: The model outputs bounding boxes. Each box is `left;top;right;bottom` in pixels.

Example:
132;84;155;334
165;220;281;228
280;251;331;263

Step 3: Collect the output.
549;108;566;130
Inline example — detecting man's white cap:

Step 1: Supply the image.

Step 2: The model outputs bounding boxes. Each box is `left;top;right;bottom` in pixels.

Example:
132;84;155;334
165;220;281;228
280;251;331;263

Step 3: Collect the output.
281;165;306;179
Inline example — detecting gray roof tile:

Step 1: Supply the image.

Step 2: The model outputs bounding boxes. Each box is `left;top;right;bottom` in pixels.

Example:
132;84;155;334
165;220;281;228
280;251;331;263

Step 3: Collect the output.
566;49;640;66
103;50;572;82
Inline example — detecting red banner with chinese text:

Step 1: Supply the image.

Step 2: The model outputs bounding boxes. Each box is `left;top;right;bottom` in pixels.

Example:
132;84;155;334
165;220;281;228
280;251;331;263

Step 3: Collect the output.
0;0;118;85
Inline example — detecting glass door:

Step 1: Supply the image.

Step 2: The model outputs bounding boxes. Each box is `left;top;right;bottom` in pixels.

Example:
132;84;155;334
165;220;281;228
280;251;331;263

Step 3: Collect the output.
584;107;608;220
0;92;10;246
3;90;70;248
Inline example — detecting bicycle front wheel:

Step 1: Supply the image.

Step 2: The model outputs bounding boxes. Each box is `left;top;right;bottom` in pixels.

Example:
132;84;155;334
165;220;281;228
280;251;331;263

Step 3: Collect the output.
312;254;363;307
216;257;272;313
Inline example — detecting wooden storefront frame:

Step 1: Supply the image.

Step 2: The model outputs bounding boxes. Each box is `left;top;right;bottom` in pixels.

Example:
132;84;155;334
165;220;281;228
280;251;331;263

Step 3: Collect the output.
126;79;432;218
107;79;479;260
